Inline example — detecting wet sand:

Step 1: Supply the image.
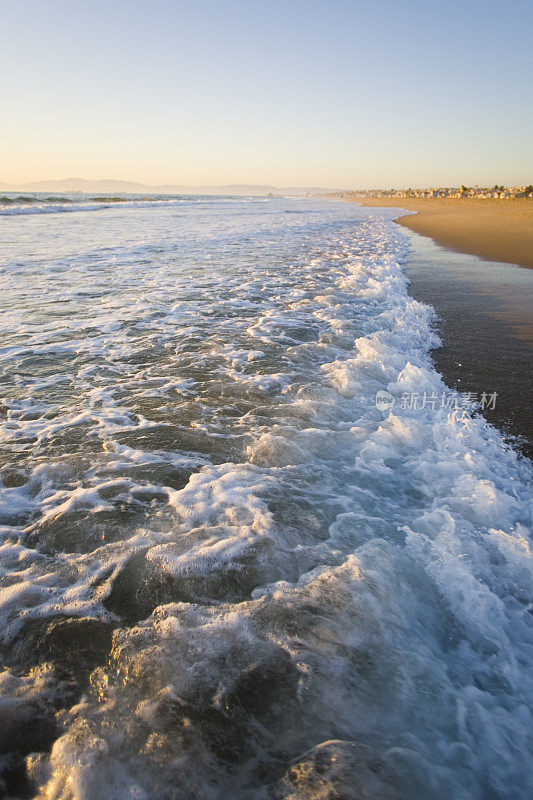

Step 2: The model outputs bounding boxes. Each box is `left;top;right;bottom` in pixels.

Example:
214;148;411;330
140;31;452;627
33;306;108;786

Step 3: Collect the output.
402;229;533;458
357;198;533;270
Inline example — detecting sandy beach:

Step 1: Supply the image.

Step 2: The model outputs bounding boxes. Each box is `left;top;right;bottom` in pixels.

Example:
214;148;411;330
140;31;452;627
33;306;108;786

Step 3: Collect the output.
356;197;533;269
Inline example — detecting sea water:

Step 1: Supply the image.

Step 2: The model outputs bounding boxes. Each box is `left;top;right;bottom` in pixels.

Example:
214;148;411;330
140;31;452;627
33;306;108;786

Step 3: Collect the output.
0;194;531;799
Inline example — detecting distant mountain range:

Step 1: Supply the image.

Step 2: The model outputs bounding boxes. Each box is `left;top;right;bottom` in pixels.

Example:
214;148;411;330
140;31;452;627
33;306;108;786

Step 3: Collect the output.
0;178;335;196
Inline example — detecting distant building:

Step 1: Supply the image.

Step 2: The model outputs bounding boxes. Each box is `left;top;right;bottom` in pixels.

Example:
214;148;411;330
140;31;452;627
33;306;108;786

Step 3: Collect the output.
337;184;532;200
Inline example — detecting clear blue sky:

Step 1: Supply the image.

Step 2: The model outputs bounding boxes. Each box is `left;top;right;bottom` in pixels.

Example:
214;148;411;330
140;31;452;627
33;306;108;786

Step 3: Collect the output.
2;0;532;188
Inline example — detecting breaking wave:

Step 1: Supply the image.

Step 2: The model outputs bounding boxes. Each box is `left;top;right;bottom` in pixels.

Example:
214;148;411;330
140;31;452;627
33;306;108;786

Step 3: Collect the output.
0;193;220;215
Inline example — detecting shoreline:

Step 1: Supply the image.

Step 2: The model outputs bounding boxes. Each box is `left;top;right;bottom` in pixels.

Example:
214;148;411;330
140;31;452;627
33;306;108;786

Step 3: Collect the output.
354;197;533;270
401;229;532;459
336;196;532;457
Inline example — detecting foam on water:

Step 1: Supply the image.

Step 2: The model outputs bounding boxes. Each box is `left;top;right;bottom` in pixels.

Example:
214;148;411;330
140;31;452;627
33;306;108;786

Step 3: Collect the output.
0;196;531;799
0;193;238;216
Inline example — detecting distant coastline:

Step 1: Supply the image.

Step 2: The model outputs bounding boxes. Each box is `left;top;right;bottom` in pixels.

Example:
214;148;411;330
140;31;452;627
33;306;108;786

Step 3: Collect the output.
346;196;533;270
0;178;334;196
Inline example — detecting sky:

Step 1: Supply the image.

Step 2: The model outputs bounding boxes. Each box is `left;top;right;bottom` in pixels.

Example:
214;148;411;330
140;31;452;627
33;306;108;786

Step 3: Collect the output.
1;0;532;189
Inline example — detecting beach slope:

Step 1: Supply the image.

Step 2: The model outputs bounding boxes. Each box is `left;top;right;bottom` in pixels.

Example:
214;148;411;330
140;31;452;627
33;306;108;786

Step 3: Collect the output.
356;198;533;269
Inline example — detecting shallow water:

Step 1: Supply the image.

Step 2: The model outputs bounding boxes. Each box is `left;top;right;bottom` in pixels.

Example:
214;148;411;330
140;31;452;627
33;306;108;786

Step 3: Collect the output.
0;195;531;799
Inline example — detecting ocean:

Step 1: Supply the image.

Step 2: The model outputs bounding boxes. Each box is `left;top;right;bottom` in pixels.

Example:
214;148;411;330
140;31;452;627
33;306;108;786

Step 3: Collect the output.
0;194;531;799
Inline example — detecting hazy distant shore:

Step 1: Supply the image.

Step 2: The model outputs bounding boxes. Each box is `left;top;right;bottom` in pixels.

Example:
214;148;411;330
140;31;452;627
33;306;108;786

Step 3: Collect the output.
0;178;332;196
354;197;533;270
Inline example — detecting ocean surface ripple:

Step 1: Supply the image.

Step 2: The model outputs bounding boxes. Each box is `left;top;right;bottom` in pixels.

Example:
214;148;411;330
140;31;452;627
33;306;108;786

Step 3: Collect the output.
0;196;531;799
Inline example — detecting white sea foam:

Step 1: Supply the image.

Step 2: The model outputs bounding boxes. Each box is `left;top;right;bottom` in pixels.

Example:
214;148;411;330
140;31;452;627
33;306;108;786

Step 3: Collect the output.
0;196;531;799
0;193;221;216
